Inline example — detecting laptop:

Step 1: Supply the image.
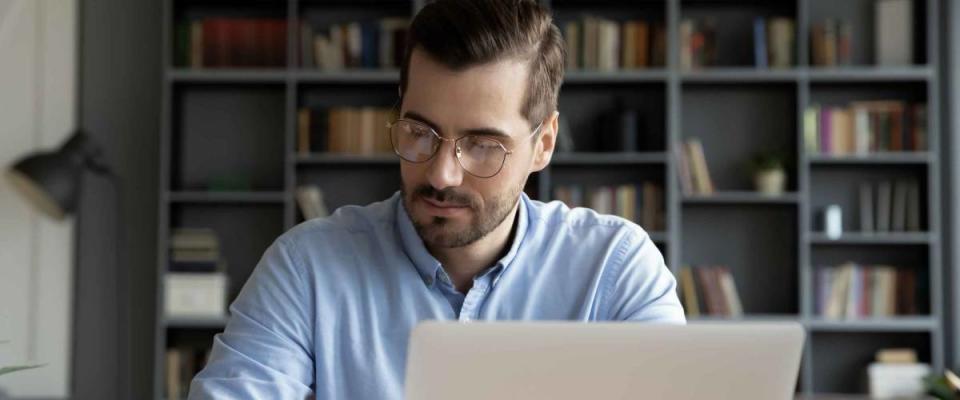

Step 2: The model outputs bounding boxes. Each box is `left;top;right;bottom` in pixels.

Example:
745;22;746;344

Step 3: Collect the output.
405;321;804;400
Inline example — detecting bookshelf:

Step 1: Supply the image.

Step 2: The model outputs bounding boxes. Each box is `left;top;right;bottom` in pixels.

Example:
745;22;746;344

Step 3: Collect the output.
155;0;943;398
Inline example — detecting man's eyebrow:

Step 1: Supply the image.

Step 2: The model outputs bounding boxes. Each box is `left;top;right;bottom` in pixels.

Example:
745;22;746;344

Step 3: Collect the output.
402;111;513;141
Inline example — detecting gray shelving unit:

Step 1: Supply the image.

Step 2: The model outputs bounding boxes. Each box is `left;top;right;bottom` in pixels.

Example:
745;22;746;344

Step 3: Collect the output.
154;0;944;398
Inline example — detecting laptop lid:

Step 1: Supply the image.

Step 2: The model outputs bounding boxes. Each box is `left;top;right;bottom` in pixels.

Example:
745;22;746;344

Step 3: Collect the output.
405;321;804;400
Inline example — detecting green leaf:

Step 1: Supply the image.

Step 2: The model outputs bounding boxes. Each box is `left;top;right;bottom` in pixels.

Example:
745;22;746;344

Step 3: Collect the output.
0;364;45;376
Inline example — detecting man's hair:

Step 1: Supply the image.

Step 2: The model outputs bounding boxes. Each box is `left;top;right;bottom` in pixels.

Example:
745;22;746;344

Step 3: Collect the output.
399;0;565;127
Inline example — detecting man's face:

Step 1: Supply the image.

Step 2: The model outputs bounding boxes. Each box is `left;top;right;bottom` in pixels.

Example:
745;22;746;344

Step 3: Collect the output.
399;49;542;249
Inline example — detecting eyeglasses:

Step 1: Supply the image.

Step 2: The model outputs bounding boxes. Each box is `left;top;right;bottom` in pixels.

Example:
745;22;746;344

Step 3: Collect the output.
387;118;544;178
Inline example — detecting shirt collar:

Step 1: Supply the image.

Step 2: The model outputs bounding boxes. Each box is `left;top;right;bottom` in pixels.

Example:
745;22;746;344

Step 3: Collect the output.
394;191;531;287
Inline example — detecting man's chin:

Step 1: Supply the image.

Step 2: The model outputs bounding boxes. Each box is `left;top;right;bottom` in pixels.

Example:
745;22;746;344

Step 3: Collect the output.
416;218;477;248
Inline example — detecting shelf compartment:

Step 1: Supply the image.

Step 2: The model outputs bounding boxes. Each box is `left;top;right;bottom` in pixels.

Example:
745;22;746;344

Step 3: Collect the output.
809;165;928;233
173;84;286;191
807;0;928;66
811;332;930;394
681;83;798;192
680;0;798;68
682;206;798;315
296;165;401;217
170;203;284;302
558;83;667;153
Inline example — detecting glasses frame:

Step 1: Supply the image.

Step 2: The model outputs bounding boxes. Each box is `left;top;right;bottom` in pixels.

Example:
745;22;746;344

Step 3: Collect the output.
386;117;545;178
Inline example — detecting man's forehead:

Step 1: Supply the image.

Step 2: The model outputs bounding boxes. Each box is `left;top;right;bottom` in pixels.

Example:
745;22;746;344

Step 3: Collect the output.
404;50;531;132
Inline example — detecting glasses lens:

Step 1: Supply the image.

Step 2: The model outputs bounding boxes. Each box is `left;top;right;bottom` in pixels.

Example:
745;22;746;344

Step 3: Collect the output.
391;120;437;162
458;135;507;178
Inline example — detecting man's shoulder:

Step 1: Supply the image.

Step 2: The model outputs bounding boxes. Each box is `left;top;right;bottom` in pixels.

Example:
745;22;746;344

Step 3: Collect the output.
525;197;652;246
529;200;646;234
279;194;397;247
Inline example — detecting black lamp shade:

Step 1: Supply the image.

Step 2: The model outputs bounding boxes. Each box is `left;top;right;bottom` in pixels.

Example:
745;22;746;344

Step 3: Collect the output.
5;132;103;221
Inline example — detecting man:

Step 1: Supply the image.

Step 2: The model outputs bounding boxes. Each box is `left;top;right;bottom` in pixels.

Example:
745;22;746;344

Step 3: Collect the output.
189;0;684;398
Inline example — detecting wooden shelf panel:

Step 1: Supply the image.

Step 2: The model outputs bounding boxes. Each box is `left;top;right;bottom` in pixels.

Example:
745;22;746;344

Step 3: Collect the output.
807;152;934;165
167;191;286;204
683;191;800;205
808;232;933;245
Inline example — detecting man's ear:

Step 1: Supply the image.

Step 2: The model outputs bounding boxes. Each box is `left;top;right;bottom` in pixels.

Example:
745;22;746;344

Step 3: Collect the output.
530;111;559;173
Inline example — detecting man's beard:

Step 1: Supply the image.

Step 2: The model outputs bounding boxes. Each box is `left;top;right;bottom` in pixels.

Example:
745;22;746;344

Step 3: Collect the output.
402;183;521;249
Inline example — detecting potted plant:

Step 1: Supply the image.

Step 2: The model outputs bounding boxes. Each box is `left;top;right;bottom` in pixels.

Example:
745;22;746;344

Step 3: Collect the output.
749;152;787;196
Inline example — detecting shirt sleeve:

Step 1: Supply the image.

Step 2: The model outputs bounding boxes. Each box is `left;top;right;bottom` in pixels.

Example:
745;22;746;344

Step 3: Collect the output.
188;237;315;399
603;227;686;323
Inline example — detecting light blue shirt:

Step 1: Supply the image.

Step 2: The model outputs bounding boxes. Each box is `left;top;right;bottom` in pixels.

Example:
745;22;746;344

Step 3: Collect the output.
188;192;684;399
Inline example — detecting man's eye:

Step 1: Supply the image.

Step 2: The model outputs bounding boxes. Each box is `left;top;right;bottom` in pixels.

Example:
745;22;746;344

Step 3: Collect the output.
410;127;431;137
466;136;500;150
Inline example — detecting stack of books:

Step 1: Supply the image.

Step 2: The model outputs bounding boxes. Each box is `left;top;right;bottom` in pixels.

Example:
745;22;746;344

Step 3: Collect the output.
299;18;409;70
676;138;714;195
297;107;395;155
815;263;918;319
679;18;717;69
753;17;796;68
174;18;287;68
804;102;927;155
169;228;222;273
858;180;923;233
552;182;665;231
810;19;853;66
677;265;744;318
562;16;666;70
868;348;930;398
166;229;228;319
166;347;211;400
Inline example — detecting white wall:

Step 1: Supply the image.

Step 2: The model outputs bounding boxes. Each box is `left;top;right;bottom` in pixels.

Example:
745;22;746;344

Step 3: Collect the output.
0;0;77;397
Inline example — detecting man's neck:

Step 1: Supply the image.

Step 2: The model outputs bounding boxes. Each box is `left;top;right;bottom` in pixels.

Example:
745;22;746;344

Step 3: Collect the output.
429;200;520;293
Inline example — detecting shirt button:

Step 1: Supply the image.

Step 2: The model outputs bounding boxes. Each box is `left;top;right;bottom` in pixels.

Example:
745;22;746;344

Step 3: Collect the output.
425;277;434;285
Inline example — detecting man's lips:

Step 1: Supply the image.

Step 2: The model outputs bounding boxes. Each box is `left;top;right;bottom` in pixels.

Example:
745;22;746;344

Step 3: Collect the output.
420;196;469;216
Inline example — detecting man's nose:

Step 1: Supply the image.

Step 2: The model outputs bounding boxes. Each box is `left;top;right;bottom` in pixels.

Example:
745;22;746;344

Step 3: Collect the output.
426;140;464;190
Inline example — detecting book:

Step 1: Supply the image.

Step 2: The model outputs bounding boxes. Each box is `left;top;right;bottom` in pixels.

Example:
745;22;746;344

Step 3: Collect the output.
679;267;700;317
298;108;311;155
876;0;913;65
877;181;893;232
860;182;875;232
676;146;693;195
906;180;921;231
685;138;715;195
296;185;329;220
717;267;743;317
767;18;795;68
634;21;650;68
837;21;853;65
564;21;580;69
804;106;820;153
892;180;909;232
679;19;694;70
166;348;182;399
753;17;767;68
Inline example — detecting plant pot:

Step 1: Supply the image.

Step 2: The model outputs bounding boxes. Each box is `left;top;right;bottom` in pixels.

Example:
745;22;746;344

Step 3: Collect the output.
754;168;786;196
